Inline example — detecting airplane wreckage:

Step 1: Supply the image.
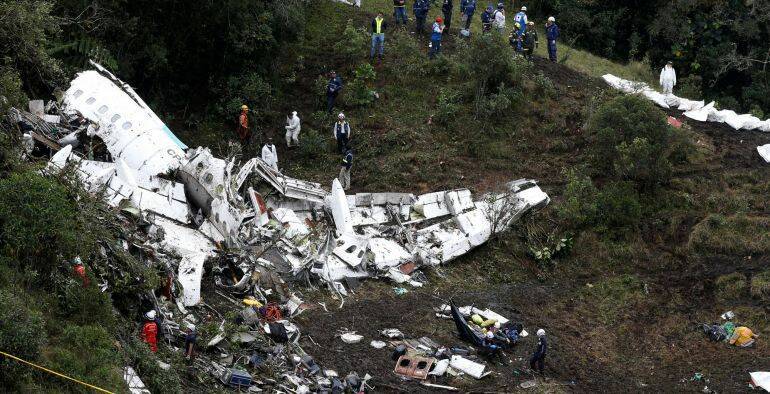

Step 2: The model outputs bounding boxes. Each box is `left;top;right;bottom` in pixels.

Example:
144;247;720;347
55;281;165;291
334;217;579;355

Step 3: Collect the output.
8;63;549;391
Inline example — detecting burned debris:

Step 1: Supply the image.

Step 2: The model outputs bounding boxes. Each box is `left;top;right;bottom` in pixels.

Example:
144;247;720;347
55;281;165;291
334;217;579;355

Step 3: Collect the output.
7;62;550;391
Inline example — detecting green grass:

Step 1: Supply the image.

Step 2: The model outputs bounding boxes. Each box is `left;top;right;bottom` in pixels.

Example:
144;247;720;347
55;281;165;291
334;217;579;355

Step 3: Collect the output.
751;270;770;300
714;272;748;300
688;214;770;256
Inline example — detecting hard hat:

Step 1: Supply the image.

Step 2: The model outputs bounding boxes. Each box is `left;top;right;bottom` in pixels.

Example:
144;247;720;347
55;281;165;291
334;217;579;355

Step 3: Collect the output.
528;21;535;26
498;3;504;8
548;16;555;22
241;105;249;111
72;256;83;265
338;112;345;119
537;329;546;337
145;310;157;320
292;111;298;116
436;16;443;23
486;331;494;339
494;321;501;329
521;6;527;11
186;323;196;332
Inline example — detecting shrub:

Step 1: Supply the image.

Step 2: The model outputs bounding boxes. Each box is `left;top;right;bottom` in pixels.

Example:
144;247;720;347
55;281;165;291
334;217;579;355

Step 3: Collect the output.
345;63;377;107
0;68;27;114
589;94;672;190
676;74;703;99
297;129;326;160
333;19;368;63
533;73;557;98
125;337;182;393
595;181;642;232
715;272;747;300
751;270;770;300
558;168;599;228
457;32;529;117
434;87;462;126
47;324;125;392
0;289;46;388
0;171;93;280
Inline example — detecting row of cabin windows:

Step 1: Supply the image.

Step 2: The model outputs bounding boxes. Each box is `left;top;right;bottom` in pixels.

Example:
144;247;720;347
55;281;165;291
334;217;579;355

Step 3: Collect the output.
72;89;133;130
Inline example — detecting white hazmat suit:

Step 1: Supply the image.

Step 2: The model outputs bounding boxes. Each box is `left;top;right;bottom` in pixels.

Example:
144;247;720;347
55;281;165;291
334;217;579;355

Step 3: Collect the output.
660;64;677;95
285;111;301;147
261;143;278;171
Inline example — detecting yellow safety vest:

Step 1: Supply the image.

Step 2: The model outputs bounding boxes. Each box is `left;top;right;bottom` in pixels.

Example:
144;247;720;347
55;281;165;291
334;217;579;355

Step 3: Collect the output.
375;18;384;34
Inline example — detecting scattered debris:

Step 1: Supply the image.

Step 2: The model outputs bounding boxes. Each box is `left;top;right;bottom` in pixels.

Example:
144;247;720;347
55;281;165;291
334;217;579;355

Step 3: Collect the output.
449;355;488;379
750;372;770;392
340;332;364;344
370;340;387;349
393;355;435;380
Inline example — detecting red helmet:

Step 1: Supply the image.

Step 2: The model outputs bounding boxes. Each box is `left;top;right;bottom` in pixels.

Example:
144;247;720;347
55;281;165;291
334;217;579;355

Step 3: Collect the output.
436;17;443;23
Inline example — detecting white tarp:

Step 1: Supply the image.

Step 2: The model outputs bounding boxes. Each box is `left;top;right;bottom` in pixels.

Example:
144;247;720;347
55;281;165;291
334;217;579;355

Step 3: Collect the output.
449;355;487;379
751;372;770;392
758;145;770;163
603;74;770;164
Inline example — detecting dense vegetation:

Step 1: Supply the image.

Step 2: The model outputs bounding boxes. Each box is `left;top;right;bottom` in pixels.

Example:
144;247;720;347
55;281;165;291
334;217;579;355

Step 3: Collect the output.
531;0;770;115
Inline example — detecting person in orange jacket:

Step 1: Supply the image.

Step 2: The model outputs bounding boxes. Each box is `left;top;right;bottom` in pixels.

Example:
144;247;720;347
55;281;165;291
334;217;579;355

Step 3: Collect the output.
71;256;90;287
141;310;159;352
237;105;250;143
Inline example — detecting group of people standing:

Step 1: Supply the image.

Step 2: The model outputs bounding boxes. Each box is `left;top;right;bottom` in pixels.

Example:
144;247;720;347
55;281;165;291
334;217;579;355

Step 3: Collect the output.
382;1;561;62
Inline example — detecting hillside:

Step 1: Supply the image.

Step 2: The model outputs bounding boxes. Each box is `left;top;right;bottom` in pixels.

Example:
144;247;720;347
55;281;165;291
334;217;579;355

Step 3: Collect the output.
1;1;770;393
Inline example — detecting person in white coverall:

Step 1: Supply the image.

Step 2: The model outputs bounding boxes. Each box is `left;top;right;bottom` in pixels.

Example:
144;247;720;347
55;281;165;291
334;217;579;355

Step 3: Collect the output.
660;61;677;95
261;137;279;171
285;111;301;147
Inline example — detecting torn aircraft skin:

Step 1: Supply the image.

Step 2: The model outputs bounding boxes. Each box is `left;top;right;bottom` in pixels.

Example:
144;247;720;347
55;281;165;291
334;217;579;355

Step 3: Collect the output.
14;63;550;391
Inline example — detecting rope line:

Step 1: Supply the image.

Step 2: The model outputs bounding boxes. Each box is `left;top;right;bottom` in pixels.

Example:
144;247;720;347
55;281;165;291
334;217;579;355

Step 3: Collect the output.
0;350;116;394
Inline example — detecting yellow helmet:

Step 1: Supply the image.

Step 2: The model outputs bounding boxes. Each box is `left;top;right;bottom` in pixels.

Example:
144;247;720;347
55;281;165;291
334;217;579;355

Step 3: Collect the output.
241;105;249;111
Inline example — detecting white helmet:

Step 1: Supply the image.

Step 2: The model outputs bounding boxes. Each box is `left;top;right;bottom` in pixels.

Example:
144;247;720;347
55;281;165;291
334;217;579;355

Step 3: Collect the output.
548;16;555;22
338;112;345;119
145;310;157;320
537;329;546;337
292;111;298;117
521;6;527;11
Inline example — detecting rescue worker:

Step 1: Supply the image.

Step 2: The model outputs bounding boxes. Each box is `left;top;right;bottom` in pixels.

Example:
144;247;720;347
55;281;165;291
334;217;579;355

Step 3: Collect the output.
429;17;445;59
513;6;527;36
237;105;250;144
141;310;159;352
546;16;560;62
509;24;523;54
71;256;89;287
326;71;344;115
333;113;351;154
659;61;677;95
530;328;547;373
339;147;353;190
413;0;430;35
285;111;301;147
493;3;506;33
461;0;477;30
261;137;279;171
184;324;197;360
481;5;494;32
442;0;454;33
522;21;538;59
393;0;408;26
370;12;388;61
